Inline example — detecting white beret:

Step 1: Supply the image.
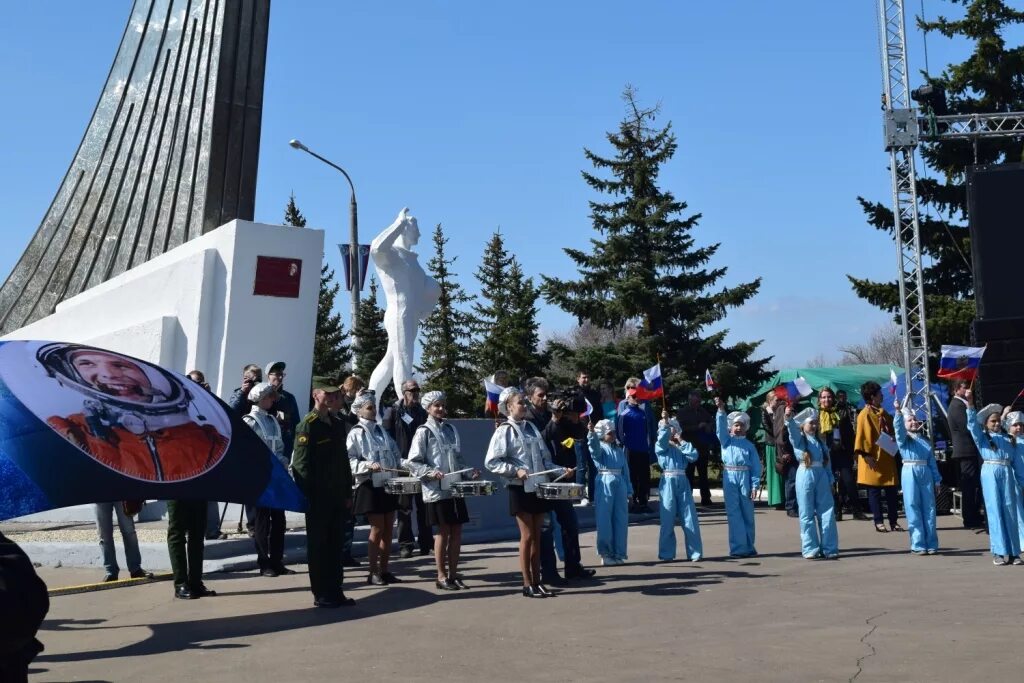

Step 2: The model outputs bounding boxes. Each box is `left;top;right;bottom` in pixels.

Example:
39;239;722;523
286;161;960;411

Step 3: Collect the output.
248;381;276;404
977;403;1003;426
421;390;446;409
728;411;750;428
351;391;376;411
497;386;522;416
1003;411;1023;429
594;419;615;438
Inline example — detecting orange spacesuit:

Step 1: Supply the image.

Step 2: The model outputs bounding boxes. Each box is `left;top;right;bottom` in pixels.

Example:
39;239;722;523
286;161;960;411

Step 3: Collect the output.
47;414;229;482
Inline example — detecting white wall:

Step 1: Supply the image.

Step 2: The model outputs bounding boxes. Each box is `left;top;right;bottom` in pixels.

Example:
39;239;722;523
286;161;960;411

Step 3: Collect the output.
3;219;324;406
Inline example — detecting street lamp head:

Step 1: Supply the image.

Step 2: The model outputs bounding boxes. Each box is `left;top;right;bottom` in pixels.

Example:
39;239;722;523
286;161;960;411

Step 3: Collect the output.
288;139;308;151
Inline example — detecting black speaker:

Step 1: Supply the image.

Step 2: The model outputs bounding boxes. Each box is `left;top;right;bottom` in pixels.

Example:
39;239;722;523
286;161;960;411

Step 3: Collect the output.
967;163;1024;320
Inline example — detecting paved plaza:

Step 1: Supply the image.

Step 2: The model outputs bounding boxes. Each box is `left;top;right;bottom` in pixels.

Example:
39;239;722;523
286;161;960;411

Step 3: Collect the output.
27;506;1024;683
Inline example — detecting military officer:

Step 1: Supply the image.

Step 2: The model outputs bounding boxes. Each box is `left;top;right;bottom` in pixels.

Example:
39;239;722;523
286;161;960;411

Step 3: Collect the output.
167;499;215;600
292;377;356;607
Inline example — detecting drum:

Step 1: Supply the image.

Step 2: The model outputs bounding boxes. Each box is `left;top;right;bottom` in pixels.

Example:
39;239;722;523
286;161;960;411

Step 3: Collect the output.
536;482;585;501
450;480;496;498
384;477;422;495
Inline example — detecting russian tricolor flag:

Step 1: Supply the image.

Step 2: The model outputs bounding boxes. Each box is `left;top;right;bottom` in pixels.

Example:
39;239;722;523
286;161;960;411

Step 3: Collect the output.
633;363;663;401
581;398;594;419
937;345;985;380
705;369;716;391
774;376;813;402
483;376;503;415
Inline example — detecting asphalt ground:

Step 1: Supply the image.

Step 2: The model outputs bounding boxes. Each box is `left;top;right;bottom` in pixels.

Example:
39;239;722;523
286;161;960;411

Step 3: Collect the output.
26;505;1024;683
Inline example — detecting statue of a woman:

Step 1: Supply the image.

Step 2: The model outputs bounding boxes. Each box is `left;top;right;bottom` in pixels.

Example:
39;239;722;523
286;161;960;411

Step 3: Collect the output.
366;208;440;415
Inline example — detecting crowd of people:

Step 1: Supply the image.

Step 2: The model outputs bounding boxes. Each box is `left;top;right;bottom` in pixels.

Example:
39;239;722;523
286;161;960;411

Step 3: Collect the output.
78;364;1024;608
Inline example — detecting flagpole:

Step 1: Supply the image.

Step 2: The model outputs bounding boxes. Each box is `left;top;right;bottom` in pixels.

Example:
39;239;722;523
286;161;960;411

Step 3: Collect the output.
657;353;668;415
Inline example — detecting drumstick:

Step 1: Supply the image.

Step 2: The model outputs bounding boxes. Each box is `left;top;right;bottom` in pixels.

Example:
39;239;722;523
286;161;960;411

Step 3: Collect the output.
383;467;410;474
528;468;562;478
550;470;573;483
447;467;474;476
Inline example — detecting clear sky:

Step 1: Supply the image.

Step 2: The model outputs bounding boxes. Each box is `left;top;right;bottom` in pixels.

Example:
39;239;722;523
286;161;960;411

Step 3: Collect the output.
0;1;995;369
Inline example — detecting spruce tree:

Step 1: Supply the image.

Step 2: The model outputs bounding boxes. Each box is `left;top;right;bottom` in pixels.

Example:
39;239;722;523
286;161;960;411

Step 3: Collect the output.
283;194;351;378
469;230;545;384
416;224;478;416
352;277;389;387
543;86;770;400
505;260;547;379
848;0;1024;350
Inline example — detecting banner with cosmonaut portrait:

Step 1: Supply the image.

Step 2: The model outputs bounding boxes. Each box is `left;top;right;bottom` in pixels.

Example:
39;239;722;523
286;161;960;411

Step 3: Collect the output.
0;341;306;520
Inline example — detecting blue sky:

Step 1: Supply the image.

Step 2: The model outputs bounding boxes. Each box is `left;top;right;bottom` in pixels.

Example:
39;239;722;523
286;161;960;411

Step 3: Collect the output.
0;2;999;369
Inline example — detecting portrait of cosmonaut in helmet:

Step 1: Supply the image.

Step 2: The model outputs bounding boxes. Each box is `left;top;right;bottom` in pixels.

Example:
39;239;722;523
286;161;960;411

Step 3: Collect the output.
0;342;232;482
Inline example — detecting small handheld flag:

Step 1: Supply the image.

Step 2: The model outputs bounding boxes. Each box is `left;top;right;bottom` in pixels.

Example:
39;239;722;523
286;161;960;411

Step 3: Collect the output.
775;376;814;402
937;345;985;381
889;368;898;397
581;398;594;419
705;369;716;391
483;376;502;416
633;363;663;401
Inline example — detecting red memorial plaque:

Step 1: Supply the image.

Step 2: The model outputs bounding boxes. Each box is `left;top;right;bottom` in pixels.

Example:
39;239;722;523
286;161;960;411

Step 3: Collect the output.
253;256;302;298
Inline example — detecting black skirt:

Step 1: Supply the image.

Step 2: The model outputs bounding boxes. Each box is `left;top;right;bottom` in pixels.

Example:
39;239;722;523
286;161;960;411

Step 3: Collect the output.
508;484;551;516
353;480;399;515
426;498;469;526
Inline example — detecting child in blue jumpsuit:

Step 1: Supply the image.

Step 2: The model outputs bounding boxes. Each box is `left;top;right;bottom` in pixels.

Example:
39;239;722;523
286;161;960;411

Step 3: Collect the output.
785;406;839;559
1000;410;1024;558
714;398;762;557
966;398;1024;565
587;419;632;565
654;413;703;561
893;399;942;555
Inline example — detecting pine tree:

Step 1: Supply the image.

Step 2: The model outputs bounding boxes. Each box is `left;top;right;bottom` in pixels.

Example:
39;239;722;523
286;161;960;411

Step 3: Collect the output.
849;1;1024;351
283;193;306;229
352;277;388;384
283;194;351;379
416;224;478;416
543;86;770;400
469;230;545;384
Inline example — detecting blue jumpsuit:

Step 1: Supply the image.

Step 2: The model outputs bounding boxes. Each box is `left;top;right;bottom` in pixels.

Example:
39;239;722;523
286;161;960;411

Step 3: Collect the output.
587;433;632;562
786;419;839;558
654;425;703;561
715;411;762;557
893;413;941;553
998;435;1024;552
966;409;1022;558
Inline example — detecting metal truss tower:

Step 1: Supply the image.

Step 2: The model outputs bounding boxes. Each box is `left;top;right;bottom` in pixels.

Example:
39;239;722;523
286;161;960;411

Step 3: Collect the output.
876;0;1024;439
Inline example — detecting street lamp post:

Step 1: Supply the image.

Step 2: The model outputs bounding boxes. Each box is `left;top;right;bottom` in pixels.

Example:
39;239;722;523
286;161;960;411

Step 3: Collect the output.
289;139;360;364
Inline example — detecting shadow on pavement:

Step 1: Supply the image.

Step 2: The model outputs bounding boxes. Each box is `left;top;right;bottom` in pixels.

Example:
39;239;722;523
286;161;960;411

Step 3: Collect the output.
35;585;504;664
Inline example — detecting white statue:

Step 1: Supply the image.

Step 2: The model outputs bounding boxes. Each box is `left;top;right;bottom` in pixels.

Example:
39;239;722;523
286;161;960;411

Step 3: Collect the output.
367;208;441;416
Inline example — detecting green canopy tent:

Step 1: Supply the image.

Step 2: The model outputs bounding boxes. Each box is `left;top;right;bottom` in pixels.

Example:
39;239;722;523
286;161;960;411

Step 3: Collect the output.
737;364;902;412
737;364;900;507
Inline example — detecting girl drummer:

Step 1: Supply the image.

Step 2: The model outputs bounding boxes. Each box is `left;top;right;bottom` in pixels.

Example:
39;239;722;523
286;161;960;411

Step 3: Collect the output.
347;391;403;585
485;386;572;598
405;390;480;591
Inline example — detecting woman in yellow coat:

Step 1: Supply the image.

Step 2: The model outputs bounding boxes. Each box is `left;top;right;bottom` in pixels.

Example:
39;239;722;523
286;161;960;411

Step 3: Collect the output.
854;381;904;533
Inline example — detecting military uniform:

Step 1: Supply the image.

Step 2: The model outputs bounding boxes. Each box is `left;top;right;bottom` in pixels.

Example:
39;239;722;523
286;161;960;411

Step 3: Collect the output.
167;499;211;598
292;403;353;606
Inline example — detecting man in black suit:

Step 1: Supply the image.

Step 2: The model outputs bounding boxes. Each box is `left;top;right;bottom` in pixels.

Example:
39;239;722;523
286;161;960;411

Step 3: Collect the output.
947;379;983;528
382;380;433;557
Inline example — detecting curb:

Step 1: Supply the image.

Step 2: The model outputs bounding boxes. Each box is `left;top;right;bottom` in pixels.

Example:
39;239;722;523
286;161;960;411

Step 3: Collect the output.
48;572;174;597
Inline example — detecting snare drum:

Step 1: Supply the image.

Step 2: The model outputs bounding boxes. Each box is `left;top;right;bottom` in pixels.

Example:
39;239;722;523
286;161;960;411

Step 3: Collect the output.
536;482;585;501
384;477;422;495
450;480;496;498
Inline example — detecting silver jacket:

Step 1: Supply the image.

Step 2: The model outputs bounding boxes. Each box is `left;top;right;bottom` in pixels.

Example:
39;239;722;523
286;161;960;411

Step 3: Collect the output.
403;417;466;502
347;418;402;488
243;407;287;468
484;418;564;488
